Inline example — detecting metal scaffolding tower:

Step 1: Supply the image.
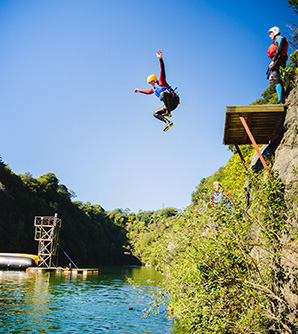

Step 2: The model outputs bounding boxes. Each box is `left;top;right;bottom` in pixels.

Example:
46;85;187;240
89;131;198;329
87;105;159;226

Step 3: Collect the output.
34;214;62;268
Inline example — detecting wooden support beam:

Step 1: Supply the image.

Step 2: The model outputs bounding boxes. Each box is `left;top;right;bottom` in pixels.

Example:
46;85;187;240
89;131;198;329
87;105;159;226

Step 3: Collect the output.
241;114;252;144
234;143;248;170
239;114;268;169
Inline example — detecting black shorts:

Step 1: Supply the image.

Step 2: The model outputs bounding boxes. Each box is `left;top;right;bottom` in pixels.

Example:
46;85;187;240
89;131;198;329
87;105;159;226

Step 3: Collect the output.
161;92;180;112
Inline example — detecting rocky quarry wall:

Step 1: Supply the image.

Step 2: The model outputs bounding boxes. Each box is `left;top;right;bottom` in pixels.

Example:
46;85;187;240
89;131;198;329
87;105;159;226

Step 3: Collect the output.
273;76;298;183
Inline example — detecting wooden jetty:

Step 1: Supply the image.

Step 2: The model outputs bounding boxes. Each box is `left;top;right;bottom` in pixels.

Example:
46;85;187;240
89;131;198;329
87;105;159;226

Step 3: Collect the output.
223;104;286;168
26;267;99;275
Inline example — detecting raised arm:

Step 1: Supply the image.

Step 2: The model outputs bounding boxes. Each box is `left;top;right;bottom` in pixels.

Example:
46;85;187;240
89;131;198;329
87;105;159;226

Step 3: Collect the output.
156;50;168;86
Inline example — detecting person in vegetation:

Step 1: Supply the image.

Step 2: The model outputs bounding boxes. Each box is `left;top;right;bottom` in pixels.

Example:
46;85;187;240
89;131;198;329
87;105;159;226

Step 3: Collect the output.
211;181;231;210
267;26;288;104
134;50;180;132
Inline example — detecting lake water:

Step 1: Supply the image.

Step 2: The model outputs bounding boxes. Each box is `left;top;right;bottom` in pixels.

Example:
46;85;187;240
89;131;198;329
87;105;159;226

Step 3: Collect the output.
0;266;174;333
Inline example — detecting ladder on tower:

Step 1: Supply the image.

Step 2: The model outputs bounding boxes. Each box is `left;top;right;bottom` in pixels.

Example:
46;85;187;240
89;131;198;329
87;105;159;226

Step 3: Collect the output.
34;214;62;268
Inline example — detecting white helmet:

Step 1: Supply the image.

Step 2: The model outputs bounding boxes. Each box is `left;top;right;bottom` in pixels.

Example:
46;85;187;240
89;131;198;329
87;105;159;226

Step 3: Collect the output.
269;26;280;37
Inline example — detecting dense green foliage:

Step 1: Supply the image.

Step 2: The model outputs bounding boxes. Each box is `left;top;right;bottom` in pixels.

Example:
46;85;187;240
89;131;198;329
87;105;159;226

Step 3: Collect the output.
0;157;178;267
127;207;178;264
192;145;255;204
145;169;298;333
0;158;139;266
288;0;298;15
128;150;298;332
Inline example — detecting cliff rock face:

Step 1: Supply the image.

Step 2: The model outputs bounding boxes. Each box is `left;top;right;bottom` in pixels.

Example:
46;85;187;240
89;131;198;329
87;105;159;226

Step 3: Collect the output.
273;77;298;183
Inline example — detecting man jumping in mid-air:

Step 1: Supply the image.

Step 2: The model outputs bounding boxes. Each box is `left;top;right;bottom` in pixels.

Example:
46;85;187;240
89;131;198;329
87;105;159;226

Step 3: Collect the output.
134;50;180;132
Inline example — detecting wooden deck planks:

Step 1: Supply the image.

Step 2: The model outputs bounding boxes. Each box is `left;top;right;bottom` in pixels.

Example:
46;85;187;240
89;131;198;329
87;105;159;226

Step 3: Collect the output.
223;105;285;145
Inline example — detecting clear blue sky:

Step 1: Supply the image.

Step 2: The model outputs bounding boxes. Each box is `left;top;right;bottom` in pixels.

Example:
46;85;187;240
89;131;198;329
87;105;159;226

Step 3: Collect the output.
0;0;296;213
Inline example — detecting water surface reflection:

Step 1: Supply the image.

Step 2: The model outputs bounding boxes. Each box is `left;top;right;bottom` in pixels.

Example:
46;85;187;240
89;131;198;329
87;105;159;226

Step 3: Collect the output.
0;267;173;333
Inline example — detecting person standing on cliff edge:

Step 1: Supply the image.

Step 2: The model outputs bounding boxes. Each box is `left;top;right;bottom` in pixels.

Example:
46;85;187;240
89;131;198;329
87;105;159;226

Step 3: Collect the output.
267;26;288;104
134;50;180;132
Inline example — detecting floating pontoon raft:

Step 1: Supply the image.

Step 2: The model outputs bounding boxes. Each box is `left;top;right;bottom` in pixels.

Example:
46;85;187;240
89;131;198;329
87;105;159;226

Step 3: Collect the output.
26;267;99;274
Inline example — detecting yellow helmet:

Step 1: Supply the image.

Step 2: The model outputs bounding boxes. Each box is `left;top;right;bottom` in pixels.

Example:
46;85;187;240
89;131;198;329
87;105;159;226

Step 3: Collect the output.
147;74;158;83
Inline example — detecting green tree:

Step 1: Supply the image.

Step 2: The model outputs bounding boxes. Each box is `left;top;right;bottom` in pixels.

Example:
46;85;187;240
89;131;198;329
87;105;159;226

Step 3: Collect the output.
288;0;298;14
145;170;298;333
0;160;138;266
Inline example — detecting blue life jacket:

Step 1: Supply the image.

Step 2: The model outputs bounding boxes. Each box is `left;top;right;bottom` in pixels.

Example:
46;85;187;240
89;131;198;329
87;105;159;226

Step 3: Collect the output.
153;82;169;101
213;190;231;210
213;190;224;204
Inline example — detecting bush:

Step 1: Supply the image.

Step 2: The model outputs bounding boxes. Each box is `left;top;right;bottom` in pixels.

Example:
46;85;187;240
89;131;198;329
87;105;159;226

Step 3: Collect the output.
144;169;298;333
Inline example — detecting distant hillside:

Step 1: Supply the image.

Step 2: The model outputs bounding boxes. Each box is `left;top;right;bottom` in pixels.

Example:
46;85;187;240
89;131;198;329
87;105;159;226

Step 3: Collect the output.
0;162;140;266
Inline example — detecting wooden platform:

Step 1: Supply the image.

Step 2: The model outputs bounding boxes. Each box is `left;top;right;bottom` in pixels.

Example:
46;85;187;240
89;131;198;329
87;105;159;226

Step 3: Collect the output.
26;267;99;275
223;105;285;145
